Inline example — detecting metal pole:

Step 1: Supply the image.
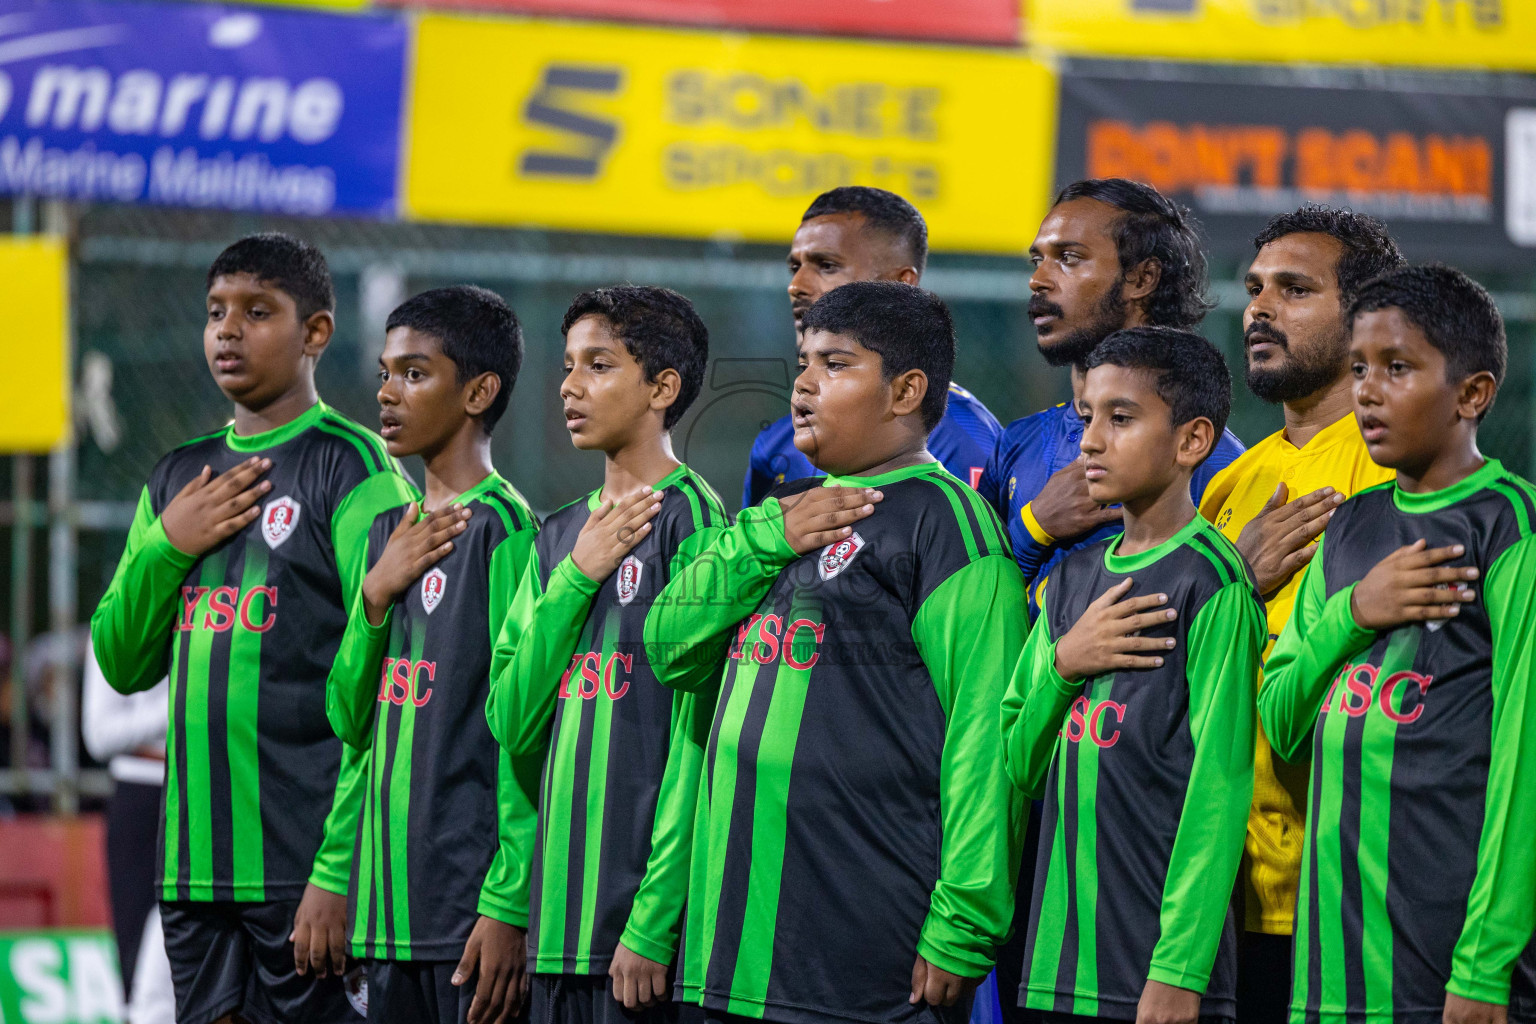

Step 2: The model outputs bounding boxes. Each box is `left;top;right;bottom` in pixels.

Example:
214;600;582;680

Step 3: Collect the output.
48;440;76;814
8;195;36;793
44;198;77;814
9;456;30;780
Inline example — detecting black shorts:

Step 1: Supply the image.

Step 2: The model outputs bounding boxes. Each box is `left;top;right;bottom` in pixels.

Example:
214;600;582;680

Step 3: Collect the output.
366;959;476;1024
700;1001;969;1024
1040;1016;1232;1024
531;973;702;1024
160;898;358;1024
1235;930;1292;1024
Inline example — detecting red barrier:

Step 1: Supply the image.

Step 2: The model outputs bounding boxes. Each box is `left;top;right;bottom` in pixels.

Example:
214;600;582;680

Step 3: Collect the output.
0;816;110;929
386;0;1020;44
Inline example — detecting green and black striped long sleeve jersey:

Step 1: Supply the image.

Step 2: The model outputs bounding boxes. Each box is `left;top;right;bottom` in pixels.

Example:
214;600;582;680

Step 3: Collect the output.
326;472;540;960
487;464;726;975
90;402;417;903
644;462;1028;1024
1000;514;1262;1021
1259;459;1536;1022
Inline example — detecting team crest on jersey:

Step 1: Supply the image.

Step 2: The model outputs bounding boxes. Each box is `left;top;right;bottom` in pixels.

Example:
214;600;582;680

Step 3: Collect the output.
261;496;300;549
818;532;866;581
616;555;643;606
421;568;447;614
1425;582;1467;632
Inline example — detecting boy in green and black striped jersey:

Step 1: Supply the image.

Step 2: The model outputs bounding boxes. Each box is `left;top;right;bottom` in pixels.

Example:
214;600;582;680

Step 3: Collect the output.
325;286;538;1024
1001;327;1263;1024
1260;265;1536;1024
486;287;721;1024
645;281;1028;1024
91;234;416;1024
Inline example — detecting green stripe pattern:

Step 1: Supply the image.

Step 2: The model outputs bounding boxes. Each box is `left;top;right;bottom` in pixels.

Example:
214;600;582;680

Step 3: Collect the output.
575;613;619;961
725;596;821;1012
535;608;621;970
187;551;225;901
355;615;424;954
1294;627;1421;1018
1025;673;1107;1015
162;552;226;899
227;540;268;897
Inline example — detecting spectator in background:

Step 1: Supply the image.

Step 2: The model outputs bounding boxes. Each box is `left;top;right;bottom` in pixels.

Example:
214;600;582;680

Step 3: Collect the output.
1197;207;1404;1024
83;643;174;1024
742;186;1001;508
0;628;85;816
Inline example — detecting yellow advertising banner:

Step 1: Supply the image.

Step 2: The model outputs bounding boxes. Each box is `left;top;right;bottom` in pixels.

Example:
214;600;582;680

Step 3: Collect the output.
1029;0;1536;70
0;237;69;453
406;16;1056;253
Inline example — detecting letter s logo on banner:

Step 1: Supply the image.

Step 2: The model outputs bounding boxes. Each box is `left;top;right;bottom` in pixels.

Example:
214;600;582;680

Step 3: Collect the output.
520;66;624;180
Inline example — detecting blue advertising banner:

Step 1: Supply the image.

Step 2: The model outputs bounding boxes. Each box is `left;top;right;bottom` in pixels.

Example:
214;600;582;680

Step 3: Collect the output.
0;0;406;216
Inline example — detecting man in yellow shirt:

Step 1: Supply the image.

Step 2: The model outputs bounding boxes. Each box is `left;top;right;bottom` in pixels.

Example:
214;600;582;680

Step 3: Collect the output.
1199;206;1404;1024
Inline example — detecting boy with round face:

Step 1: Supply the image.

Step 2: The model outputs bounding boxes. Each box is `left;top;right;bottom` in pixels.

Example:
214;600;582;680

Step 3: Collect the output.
1002;327;1263;1024
648;281;1028;1024
1262;265;1536;1024
743;186;1001;507
487;286;726;1024
1195;207;1404;1022
92;233;416;1024
326;285;537;1024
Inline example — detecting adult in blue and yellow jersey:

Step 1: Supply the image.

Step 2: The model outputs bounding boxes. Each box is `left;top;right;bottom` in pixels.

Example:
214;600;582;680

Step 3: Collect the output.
1198;207;1404;1024
742;186;1001;509
981;179;1243;1024
980;178;1244;615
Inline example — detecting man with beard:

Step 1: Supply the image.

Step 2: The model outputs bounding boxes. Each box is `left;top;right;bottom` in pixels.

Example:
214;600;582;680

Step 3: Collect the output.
742;186;1001;508
980;178;1244;616
1198;206;1402;1024
980;178;1243;1024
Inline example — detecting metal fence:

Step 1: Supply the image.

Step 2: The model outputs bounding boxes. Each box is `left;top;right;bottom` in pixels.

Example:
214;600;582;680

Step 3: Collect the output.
2;198;1533;809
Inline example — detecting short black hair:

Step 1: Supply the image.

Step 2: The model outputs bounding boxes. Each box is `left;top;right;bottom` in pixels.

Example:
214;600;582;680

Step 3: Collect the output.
1349;263;1506;396
561;286;709;430
801;186;928;276
799;281;953;431
207;232;334;319
1053;178;1212;330
1254;205;1406;306
1084;325;1232;443
386;285;523;433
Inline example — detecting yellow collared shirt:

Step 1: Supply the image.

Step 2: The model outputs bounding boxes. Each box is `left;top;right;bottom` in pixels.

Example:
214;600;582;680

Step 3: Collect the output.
1200;412;1394;935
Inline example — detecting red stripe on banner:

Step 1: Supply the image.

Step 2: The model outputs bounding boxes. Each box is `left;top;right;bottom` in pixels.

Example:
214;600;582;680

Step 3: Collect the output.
388;0;1020;45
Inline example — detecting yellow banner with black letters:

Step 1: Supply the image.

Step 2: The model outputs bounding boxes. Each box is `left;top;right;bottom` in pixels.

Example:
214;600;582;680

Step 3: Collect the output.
1029;0;1535;70
405;15;1056;253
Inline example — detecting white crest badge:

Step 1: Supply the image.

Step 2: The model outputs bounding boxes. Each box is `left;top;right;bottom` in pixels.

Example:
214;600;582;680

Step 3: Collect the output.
421;568;447;614
1425;582;1470;632
261;496;300;549
616;555;643;606
818;532;866;581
